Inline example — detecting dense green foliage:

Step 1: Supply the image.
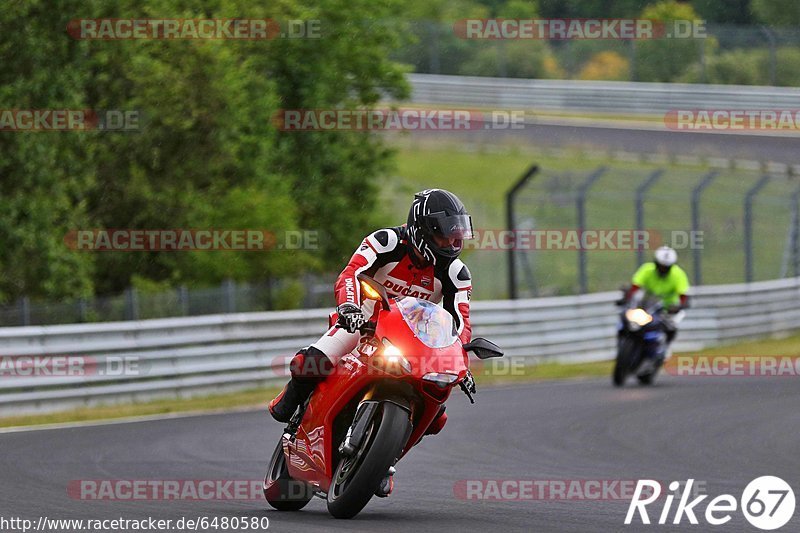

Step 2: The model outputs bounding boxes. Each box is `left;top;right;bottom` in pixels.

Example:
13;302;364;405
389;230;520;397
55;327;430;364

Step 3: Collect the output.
1;0;797;306
0;0;408;302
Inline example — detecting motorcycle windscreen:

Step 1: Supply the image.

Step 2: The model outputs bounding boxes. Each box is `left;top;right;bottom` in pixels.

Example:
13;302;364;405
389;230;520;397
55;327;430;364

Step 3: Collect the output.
396;298;458;348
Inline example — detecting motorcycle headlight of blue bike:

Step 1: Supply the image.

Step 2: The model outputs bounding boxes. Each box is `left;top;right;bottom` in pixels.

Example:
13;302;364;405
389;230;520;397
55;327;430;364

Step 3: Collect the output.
625;308;653;330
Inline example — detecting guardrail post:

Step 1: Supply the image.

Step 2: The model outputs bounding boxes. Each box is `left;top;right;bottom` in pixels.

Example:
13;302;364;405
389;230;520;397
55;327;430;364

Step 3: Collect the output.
18;296;30;326
223;278;236;313
506;164;539;299
265;278;274;310
78;298;88;323
760;26;777;86
124;287;139;321
744;175;771;282
178;285;189;316
576;166;607;294
635;169;664;266
690;170;719;285
497;42;508;77
428;23;441;74
792;187;800;277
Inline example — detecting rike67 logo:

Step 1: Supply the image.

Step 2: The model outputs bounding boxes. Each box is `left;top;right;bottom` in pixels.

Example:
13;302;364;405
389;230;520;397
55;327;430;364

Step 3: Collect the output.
626;477;795;530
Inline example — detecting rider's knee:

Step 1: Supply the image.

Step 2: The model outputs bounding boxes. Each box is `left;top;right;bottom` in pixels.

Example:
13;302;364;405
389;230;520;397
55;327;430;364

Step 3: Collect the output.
290;346;334;383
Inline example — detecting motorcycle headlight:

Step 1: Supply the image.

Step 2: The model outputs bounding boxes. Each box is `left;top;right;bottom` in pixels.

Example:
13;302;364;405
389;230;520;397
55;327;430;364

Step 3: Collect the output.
625;308;653;327
422;372;459;388
376;343;412;375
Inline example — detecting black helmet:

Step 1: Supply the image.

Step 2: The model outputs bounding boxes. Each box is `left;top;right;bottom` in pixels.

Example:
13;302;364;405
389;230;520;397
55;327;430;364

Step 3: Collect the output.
407;189;474;264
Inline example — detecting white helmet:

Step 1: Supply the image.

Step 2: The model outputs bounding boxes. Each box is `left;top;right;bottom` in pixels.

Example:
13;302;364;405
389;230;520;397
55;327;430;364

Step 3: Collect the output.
654;246;677;268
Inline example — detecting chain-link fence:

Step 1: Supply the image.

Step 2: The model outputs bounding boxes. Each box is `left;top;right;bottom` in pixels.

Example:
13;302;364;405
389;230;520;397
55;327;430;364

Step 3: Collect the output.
0;275;336;327
5;164;797;325
507;163;799;298
393;22;800;86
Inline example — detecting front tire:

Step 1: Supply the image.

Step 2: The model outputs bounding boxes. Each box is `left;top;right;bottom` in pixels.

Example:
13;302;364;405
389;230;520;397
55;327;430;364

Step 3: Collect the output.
326;402;411;519
263;439;312;511
613;337;640;387
637;357;663;386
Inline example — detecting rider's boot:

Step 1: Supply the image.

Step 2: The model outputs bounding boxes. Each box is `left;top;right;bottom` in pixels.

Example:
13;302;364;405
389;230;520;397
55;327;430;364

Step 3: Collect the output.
268;346;331;423
268;378;314;423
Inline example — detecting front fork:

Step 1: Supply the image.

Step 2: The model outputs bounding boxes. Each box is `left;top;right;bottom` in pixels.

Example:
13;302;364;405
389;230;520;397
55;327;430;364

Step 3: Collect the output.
339;401;379;456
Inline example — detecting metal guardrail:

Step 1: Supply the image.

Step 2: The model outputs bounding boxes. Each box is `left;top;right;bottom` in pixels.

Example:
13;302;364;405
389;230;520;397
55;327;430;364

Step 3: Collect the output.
1;276;798;414
408;73;800;114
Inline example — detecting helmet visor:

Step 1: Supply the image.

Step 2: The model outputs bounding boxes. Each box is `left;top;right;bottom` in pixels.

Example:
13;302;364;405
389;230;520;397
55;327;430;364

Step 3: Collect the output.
422;213;474;240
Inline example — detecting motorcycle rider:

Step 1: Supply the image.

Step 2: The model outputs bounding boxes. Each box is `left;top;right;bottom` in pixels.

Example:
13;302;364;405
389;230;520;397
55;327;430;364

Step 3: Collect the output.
268;188;474;496
621;246;689;365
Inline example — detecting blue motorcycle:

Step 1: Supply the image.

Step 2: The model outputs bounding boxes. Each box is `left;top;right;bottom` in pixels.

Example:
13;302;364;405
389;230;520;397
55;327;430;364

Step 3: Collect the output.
613;296;669;386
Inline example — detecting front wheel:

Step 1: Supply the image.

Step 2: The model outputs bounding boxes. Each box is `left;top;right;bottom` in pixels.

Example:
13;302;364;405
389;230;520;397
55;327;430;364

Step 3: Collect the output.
637;357;663;386
613;337;640;387
263;439;312;511
326;402;411;519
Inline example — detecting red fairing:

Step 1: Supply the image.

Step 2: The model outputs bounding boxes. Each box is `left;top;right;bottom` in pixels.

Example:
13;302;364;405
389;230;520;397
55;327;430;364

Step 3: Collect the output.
280;298;471;493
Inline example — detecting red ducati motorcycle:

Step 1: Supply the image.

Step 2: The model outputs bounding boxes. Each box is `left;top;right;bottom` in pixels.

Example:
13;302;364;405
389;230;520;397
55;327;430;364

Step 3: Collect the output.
263;274;503;518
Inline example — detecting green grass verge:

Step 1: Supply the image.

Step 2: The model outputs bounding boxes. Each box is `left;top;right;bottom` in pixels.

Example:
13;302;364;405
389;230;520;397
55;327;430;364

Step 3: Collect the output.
3;333;798;429
0;386;282;429
474;359;613;386
674;334;800;358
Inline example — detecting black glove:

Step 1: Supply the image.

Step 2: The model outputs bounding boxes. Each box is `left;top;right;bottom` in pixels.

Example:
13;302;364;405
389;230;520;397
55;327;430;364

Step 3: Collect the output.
336;303;366;333
460;369;477;404
463;369;476;394
667;304;683;314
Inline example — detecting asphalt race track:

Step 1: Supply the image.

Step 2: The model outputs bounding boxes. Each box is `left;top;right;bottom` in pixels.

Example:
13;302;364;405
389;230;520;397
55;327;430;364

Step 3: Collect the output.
2;376;799;532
